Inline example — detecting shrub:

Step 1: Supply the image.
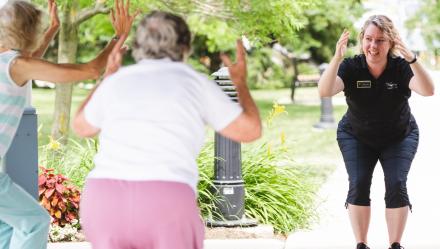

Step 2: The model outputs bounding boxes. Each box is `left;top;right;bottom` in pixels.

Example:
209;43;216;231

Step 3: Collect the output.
39;137;98;189
247;47;294;89
242;144;317;233
38;167;81;227
198;103;318;234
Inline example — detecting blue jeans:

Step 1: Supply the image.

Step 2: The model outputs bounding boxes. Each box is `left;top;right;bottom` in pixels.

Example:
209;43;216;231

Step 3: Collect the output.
0;172;50;249
337;116;419;209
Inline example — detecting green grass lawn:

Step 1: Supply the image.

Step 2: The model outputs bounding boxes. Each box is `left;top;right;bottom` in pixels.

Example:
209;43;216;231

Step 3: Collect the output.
33;87;89;146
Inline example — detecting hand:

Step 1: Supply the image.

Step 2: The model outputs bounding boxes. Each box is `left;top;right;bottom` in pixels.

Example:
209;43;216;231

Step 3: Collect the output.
48;0;60;31
103;34;127;78
110;0;140;38
394;36;415;62
335;30;349;61
220;40;247;86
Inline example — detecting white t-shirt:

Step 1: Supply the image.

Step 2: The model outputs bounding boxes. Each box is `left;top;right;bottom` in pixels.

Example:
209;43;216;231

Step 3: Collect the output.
84;58;243;192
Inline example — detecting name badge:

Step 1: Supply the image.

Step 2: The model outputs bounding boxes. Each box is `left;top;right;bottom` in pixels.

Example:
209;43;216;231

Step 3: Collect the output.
357;80;371;88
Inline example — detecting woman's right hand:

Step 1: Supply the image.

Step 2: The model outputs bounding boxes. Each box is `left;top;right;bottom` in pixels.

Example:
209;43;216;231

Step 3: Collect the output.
220;40;248;87
334;30;349;62
110;0;139;38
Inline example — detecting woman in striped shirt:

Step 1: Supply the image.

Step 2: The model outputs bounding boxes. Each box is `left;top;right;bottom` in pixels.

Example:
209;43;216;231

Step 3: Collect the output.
0;1;136;248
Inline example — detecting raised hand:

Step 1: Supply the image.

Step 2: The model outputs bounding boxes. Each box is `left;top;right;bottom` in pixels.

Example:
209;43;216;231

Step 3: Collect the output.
103;34;127;78
394;36;415;62
48;0;60;31
220;40;247;86
335;30;349;61
110;0;140;37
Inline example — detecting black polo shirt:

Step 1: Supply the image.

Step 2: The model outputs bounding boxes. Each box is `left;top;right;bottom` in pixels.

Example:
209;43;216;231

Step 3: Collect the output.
337;54;414;149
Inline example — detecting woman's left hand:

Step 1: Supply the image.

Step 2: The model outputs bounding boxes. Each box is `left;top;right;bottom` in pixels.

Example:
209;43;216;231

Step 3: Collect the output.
48;0;60;31
394;36;415;63
110;0;140;38
103;34;127;78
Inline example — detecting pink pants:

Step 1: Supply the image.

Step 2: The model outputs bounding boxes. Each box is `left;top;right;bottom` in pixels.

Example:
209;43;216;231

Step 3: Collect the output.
80;179;204;249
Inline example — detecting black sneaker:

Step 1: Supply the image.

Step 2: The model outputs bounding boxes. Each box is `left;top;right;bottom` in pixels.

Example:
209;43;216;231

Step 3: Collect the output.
389;242;405;249
357;242;370;249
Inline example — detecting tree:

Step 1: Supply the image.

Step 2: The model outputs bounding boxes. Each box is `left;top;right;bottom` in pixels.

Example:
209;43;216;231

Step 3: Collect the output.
33;0;110;144
284;0;363;101
406;0;440;60
35;0;319;144
290;0;363;64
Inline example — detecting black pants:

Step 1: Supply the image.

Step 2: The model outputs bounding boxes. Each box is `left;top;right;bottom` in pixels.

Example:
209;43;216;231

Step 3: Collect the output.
337;117;419;209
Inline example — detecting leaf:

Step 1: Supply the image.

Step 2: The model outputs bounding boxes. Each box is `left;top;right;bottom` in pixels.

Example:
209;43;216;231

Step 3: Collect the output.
66;211;76;221
58;202;67;212
51;197;59;207
38;175;46;186
55;183;65;194
41;196;51;210
55;210;62;219
45;188;55;198
38;187;46;196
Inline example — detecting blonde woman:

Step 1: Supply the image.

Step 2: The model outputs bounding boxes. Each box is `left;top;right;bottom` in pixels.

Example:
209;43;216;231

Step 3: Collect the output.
0;1;136;248
318;15;434;249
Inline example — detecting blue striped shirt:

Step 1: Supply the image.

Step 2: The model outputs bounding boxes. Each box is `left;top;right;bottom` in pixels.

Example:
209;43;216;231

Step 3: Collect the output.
0;51;29;158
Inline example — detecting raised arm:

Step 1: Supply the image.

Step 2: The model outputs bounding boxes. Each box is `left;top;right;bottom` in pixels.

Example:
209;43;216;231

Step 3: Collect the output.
394;36;435;96
318;30;348;97
10;0;137;86
31;0;60;58
72;37;126;138
218;40;262;143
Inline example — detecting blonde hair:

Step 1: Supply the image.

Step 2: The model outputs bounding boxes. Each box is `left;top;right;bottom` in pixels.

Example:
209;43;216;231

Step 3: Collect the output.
358;15;399;57
0;0;44;52
132;11;191;62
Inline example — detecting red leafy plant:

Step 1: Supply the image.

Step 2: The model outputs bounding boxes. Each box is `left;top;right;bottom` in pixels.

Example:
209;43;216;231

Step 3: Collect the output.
39;167;81;226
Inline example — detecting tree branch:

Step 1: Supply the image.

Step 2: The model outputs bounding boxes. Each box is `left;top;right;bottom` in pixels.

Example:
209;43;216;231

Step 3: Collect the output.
75;3;110;26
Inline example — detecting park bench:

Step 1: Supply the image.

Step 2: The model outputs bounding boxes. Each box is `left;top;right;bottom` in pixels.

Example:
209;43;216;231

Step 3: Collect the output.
294;74;320;87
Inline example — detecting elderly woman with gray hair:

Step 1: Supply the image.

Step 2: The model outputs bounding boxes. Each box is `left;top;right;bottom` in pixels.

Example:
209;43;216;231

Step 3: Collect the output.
73;11;261;249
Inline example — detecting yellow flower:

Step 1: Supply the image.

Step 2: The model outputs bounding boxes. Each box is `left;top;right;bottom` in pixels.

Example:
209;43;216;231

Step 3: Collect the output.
273;103;286;115
48;136;61;151
280;131;286;145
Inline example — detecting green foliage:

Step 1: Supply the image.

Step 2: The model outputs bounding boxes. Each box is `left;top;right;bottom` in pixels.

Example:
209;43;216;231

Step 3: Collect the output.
196;143;221;219
406;0;440;51
40;137;98;189
290;0;364;63
297;62;319;75
198;103;318;234
242;144;317;233
247;47;294;89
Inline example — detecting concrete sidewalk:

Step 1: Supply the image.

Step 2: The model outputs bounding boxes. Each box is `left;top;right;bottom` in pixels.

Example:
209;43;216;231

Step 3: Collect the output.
48;239;286;249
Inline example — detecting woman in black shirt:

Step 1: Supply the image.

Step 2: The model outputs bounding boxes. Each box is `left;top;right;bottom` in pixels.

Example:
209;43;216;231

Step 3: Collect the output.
318;15;434;249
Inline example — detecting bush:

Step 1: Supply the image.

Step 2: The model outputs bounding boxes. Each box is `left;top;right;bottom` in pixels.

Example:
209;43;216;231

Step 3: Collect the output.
247;47;294;89
243;144;316;233
198;103;318;234
38;167;81;227
39;137;98;189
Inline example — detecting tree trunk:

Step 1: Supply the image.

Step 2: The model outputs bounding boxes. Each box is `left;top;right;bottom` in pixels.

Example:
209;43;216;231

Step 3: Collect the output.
51;1;78;145
290;57;298;102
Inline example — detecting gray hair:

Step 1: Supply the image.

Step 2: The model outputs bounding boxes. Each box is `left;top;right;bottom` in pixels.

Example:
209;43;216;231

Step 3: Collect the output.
0;0;44;52
359;15;399;57
132;11;191;62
